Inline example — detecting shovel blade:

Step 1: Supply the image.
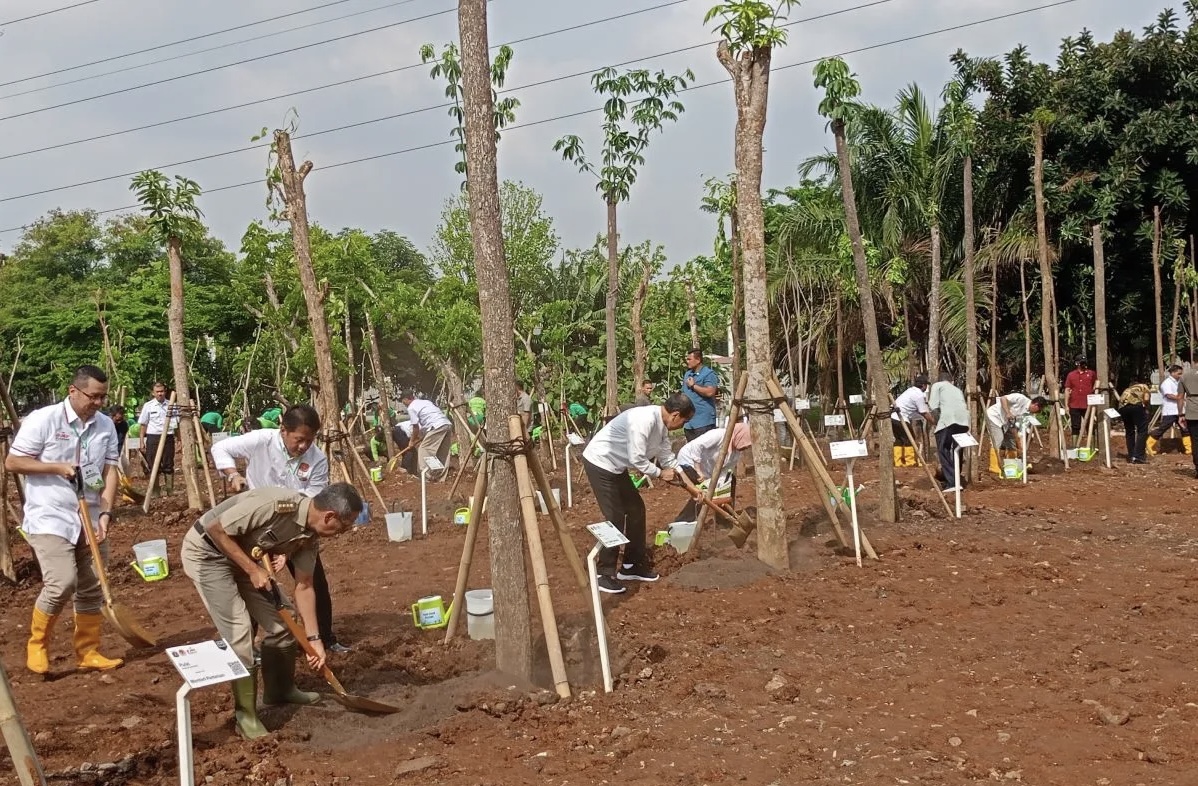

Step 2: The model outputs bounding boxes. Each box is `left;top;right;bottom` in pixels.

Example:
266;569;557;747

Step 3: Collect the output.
329;692;402;714
103;601;157;648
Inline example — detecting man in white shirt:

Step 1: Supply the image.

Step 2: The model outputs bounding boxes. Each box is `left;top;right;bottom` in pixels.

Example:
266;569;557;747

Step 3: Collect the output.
582;394;694;594
674;422;751;522
891;375;935;467
985;392;1048;474
390;419;418;475
138;382;178;493
400;391;453;481
211;404;348;654
1148;364;1185;455
5;365;124;674
929;372;970;491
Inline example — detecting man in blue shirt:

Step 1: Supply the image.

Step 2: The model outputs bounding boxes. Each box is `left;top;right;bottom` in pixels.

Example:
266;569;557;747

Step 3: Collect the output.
681;348;720;442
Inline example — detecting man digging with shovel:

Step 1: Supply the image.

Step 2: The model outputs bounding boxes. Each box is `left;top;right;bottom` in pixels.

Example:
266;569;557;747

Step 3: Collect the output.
181;483;363;739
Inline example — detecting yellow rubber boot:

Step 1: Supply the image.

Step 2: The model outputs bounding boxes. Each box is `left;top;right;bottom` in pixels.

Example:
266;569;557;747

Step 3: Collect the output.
27;607;59;675
73;612;124;671
989;448;1001;475
1146;436;1159;456
1184;436;1192;455
904;447;918;467
891;446;904;466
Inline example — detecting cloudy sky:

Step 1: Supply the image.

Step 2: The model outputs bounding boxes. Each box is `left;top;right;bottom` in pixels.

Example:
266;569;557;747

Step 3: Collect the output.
0;0;1178;265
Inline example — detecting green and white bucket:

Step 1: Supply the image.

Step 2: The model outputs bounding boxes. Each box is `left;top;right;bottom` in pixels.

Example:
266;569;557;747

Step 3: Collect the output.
131;539;169;582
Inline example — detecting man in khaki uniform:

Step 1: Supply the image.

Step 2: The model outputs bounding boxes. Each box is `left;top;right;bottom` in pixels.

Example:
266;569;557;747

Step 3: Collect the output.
181;483;363;739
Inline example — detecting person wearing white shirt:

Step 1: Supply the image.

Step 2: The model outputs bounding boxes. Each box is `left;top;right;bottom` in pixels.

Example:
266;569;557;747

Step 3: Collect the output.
890;375;934;467
928;372;970;491
6;365;124;674
400;391;453;481
137;382;179;492
389;419;417;475
210;404;348;654
673;422;751;522
582;394;694;594
985;392;1048;474
1148;364;1185;455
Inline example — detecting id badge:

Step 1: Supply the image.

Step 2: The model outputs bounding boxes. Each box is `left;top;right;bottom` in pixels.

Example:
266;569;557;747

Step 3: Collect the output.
81;463;104;491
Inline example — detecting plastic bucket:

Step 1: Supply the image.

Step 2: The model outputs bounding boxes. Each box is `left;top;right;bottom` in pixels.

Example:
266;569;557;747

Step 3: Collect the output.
453;507;470;526
1002;458;1025;479
370;466;383;483
465;588;495;640
411;595;448;629
385;511;412;542
131;539;169;582
667;521;698;554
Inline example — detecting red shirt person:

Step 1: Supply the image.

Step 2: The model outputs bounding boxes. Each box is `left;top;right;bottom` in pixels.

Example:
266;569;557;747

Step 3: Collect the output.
1064;357;1098;437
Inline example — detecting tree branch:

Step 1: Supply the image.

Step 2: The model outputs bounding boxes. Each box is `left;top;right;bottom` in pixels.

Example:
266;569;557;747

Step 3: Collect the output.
298;161;314;182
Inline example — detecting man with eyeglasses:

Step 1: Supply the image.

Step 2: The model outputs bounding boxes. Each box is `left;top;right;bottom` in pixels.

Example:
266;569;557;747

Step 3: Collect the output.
5;365;125;675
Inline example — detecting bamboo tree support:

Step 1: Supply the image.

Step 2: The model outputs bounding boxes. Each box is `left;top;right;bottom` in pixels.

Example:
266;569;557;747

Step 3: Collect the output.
142;392;177;513
691;375;747;545
190;412;218;509
0;429;14;582
540;400;558;472
331;427;387;514
444;457;490;643
897;419;954;517
447;409;483;500
508;416;570;698
0;374;20;431
0;655;47;786
525;447;588;588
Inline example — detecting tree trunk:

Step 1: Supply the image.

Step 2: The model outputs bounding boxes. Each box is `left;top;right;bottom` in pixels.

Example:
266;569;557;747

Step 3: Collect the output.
1093;225;1109;395
274;130;341;432
1032;123;1059;456
989;245;1000;392
457;0;533;680
1020;258;1031;393
730;198;743;389
832;118;898;522
1152;205;1163;378
962;155;978;480
926;222;942;379
166;236;203;510
344;296;356;410
685;279;700;348
835;293;846;403
604;197;620;418
441;359;473;452
715;41;786;568
630;260;650;393
363;311;394;462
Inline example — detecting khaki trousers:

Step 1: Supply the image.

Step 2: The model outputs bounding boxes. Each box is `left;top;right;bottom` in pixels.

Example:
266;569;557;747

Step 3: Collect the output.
181;533;294;668
27;532;106;615
417;425;452;481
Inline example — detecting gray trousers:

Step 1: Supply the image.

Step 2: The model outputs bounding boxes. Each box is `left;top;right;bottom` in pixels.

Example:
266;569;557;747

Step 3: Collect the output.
181;533;294;668
418;425;452;481
28;531;107;615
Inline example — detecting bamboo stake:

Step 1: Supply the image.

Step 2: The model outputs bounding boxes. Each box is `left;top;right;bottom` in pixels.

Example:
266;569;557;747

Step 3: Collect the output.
540;400;558;471
0;433;13;582
338;426;387;514
447;409;482;500
0;374;20;430
190;413;217;508
525;447;588;588
691;375;746;545
0;655;47;786
897;419;954;517
509;416;570;698
142;392;176;512
444;457;489;643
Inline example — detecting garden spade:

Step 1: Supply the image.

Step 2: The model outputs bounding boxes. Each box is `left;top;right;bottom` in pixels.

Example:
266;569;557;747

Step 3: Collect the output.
253;549;400;715
74;470;157;648
672;473;756;548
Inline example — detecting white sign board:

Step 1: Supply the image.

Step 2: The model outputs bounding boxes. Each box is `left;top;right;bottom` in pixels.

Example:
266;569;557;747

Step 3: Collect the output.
1105;408;1122;420
423;456;445;472
1087;394;1105;407
166;640;247;689
566;432;585;446
1151;392;1163;406
794;399;811;411
848;394;864;404
586;521;630;548
823;414;846;427
210;432;231;444
829;439;868;460
952;433;979;448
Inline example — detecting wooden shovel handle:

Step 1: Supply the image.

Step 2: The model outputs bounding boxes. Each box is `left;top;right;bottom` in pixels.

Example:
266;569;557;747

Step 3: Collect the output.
253;549;345;691
74;470;116;605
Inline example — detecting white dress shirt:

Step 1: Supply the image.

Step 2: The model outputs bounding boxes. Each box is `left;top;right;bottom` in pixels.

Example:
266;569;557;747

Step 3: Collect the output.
582;405;677;477
1161;376;1181;417
210;429;329;497
675;426;742;478
891;387;930;422
406;398;451;432
138;398;178;436
11;400;119;541
987;393;1032;428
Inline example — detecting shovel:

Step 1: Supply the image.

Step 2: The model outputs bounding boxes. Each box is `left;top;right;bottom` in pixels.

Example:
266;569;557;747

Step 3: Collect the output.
73;470;157;647
252;549;400;715
672;473;757;548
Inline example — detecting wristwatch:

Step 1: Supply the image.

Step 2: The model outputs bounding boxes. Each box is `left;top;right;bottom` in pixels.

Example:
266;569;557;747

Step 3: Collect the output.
306;634;321;642
98;511;113;523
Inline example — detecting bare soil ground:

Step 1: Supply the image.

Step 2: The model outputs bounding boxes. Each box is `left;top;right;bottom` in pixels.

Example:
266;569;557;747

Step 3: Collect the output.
4;435;1198;785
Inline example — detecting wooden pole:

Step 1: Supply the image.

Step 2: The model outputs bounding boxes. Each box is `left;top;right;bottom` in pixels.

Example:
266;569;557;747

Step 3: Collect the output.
0;433;14;582
190;412;218;509
141;392;176;512
0;656;47;786
509;415;570;697
540;400;558;471
691;374;747;545
898;419;954;517
525;447;588;588
338;428;387;514
444;458;489;643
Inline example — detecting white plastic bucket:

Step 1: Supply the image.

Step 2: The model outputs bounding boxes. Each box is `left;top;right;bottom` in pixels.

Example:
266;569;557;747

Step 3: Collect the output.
132;539;168;579
534;488;561;515
667;521;698;554
385;511;413;542
465;588;495;640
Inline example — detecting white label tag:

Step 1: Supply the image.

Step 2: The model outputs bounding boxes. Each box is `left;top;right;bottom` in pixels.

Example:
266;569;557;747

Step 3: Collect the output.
952;433;979;448
829;439;868;459
566;433;585;446
1151;392;1163;405
586;521;630;548
1087;394;1105;407
794;399;811;411
848;394;864;404
824;414;846;427
81;463;104;490
1104;408;1122;420
423;456;445;472
166;639;248;688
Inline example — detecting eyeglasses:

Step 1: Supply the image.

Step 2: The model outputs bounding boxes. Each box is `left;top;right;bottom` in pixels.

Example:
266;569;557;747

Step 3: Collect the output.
72;388;108;403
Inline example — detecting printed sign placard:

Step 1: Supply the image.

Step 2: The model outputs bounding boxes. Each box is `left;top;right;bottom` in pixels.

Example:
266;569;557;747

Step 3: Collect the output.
1104;408;1122;420
794;399;811;411
166;640;247;689
566;432;585;446
952;433;979;448
829;439;868;460
848;394;864;404
823;414;847;427
423;456;445;472
1087;394;1105;407
586;521;630;548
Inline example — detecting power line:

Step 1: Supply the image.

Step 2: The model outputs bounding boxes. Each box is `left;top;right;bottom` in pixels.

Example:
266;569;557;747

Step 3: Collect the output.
0;0;698;162
0;0;425;100
0;0;897;203
0;3;461;123
0;0;1084;235
0;0;99;27
0;0;359;90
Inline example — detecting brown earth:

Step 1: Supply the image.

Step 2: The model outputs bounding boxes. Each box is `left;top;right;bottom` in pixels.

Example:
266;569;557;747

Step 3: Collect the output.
4;436;1198;785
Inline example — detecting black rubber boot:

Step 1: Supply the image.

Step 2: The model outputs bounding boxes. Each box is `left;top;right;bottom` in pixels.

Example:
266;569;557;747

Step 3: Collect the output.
260;645;320;706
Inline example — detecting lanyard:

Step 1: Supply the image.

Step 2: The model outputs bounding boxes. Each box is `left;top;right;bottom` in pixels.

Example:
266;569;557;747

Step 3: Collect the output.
277;432;301;477
64;404;90;464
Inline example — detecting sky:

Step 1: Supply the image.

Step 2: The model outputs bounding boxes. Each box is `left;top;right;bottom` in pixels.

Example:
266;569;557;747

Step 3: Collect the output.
0;0;1180;266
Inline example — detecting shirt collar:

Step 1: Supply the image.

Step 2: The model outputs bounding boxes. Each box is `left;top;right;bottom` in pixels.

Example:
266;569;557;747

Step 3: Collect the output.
63;398;92;428
296;497;312;530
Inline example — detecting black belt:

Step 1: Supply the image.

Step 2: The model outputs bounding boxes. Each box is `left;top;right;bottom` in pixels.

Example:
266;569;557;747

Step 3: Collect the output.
192;520;221;553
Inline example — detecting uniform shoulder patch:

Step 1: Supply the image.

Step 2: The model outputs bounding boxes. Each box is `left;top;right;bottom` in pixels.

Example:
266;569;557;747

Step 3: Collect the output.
274;500;300;514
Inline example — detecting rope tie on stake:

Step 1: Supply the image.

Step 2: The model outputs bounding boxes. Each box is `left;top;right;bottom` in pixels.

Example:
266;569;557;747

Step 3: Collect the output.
731;396;784;415
481;436;533;460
